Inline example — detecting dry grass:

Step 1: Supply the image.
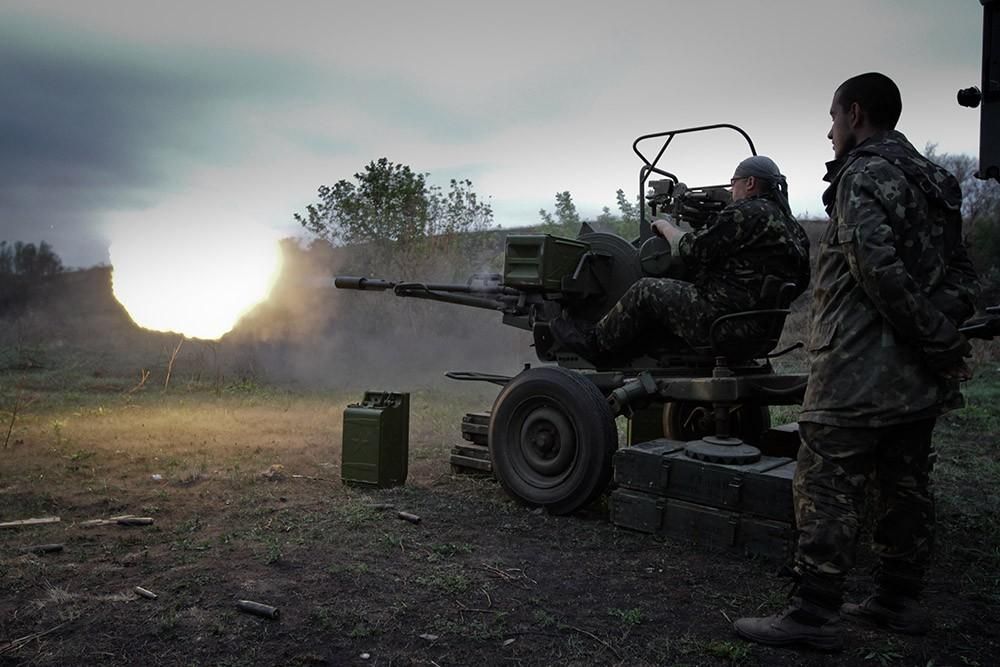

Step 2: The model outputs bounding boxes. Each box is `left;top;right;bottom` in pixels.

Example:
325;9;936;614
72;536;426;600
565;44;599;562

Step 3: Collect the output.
2;381;498;495
2;356;999;666
2;261;1000;665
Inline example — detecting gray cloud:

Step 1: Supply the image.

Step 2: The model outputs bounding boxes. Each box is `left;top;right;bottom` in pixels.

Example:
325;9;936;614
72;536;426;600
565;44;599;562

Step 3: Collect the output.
0;11;569;267
0;15;310;266
0;1;985;269
315;69;587;146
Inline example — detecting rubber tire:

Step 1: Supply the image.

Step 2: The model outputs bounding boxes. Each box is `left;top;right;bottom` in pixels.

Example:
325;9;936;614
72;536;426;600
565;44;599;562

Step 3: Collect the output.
661;401;771;445
489;367;617;515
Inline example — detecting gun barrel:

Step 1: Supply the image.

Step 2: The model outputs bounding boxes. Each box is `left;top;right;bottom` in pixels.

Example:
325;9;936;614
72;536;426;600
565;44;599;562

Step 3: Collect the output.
333;275;529;314
959;309;1000;340
960;321;1000;340
334;276;396;291
395;281;519;296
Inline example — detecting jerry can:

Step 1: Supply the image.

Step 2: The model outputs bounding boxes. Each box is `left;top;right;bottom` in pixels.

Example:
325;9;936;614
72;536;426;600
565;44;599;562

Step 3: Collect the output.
341;392;410;487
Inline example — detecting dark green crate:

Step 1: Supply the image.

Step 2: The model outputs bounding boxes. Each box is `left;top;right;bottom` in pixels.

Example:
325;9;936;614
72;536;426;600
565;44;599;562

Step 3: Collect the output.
503;234;589;291
614;442;795;522
461;411;490;444
613;438;686;492
449;442;493;475
609;489;794;561
341;392;410;488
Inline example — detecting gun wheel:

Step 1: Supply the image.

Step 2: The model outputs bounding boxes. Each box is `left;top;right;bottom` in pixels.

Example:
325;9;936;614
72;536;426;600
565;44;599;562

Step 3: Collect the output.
490;367;617;515
662;401;771;444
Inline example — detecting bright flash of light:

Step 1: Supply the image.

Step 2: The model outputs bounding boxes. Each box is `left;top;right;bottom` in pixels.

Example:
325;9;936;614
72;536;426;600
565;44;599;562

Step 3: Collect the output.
109;224;283;340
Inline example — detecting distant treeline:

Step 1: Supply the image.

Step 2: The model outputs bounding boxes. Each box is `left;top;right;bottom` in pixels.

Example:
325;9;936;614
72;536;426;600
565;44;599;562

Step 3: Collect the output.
0;241;64;315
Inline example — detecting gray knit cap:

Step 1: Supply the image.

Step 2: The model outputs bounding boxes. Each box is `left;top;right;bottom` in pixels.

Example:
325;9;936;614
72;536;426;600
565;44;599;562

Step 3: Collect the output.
732;155;791;216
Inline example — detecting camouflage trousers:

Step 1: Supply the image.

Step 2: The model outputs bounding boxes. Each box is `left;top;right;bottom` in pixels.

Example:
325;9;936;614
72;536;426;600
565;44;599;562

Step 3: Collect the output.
593;277;722;353
793;419;937;607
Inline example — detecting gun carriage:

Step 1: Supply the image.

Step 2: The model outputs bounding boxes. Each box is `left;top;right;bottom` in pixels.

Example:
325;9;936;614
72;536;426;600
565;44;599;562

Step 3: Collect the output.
336;124;1000;525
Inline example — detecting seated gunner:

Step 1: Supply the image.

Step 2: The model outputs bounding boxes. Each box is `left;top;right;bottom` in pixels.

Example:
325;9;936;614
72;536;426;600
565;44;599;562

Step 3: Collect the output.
551;155;811;363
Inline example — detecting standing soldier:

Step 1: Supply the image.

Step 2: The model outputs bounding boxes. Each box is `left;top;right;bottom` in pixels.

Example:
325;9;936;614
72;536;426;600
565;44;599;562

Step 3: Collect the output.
734;72;980;651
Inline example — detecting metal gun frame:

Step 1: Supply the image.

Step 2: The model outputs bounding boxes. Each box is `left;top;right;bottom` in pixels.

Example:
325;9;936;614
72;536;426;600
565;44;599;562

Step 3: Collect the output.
335;123;1000;516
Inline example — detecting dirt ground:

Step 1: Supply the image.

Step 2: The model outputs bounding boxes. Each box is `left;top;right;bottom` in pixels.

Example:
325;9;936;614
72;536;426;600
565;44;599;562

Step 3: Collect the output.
1;361;999;667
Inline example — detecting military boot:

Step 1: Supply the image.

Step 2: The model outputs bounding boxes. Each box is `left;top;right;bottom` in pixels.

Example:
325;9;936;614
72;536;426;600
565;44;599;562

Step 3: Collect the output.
548;317;602;362
733;598;843;652
841;594;931;636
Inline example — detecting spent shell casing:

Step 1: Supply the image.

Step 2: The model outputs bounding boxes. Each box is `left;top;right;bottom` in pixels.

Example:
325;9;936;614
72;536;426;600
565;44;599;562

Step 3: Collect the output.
397;511;421;524
237;599;280;619
116;517;154;526
21;543;64;554
134;586;158;600
0;516;61;529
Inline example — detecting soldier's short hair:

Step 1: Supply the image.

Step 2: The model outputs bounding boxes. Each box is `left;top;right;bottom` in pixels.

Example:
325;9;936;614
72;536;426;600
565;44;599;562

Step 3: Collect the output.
835;72;902;130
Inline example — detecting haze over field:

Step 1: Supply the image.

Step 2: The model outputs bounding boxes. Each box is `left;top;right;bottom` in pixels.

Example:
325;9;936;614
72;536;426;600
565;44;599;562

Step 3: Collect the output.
0;0;984;268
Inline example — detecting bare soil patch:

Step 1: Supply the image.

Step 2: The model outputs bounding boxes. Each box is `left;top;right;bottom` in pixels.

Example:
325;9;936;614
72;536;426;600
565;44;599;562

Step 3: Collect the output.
1;371;999;666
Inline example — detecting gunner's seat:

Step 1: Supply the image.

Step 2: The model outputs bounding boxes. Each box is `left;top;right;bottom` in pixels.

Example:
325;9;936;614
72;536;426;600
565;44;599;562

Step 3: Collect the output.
690;277;798;363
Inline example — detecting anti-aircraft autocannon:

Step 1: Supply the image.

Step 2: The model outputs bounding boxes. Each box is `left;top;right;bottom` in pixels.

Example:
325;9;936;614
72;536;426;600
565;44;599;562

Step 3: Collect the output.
336;9;1000;558
337;122;1000;561
336;124;817;522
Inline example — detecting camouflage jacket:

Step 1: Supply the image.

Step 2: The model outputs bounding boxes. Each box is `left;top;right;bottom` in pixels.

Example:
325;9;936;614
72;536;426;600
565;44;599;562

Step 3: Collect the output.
800;130;980;427
676;193;811;312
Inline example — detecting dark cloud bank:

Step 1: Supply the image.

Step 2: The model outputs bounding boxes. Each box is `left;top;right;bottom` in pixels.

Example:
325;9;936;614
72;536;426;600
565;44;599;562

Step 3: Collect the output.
0;15;301;267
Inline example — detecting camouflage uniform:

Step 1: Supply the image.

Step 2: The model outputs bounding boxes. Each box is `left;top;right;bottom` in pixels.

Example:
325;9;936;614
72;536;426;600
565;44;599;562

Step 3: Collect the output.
794;130;979;608
593;193;811;353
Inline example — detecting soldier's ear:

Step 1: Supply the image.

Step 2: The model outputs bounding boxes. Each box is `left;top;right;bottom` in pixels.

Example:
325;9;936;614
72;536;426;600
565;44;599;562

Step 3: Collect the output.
848;101;864;129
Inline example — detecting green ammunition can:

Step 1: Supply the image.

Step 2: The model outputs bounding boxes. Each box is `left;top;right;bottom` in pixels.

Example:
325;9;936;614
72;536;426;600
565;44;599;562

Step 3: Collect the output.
503;234;589;291
341;392;410;487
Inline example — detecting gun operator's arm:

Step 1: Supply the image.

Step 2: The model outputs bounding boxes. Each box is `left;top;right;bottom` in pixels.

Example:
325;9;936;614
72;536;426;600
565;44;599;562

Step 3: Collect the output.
651;219;687;246
674;204;748;264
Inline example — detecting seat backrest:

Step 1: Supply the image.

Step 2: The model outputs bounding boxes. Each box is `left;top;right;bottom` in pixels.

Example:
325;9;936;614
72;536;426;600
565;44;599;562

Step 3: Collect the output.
696;278;798;362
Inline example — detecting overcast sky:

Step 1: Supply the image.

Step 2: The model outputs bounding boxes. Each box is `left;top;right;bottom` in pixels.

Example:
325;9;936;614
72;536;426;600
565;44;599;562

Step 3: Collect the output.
0;0;986;268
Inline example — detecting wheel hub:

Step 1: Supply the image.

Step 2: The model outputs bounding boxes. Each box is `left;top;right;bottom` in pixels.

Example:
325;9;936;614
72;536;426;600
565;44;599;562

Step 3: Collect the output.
519;406;576;475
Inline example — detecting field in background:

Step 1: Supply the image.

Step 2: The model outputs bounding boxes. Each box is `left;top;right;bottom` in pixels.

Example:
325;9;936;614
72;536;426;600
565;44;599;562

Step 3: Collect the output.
3;232;1000;665
1;330;999;666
